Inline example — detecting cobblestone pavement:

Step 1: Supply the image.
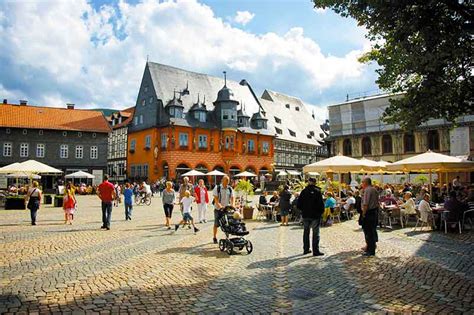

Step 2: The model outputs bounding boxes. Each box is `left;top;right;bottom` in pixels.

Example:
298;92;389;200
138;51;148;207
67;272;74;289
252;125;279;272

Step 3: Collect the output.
1;195;473;314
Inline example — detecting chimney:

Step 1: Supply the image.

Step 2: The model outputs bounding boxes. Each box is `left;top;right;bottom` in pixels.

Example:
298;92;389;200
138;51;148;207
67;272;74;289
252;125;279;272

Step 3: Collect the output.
19;100;27;106
2;99;6;104
67;103;75;110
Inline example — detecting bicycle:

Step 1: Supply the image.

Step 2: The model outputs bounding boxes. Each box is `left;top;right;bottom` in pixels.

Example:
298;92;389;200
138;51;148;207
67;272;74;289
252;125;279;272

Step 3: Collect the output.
135;193;152;206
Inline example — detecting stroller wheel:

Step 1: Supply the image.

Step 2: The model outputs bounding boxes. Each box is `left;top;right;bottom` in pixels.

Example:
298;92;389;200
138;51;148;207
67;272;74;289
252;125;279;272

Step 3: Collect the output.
245;240;253;254
218;239;226;252
226;241;234;255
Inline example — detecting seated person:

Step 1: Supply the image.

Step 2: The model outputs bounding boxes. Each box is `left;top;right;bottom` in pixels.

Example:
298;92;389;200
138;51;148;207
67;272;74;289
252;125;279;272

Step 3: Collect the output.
399;192;416;215
444;190;467;222
380;191;398;205
259;191;269;206
342;191;356;212
418;193;434;227
269;191;279;204
324;192;337;211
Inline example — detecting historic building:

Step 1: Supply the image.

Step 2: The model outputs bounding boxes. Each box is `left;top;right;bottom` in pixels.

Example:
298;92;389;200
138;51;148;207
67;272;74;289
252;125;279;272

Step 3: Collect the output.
127;62;275;182
106;107;134;183
0;100;110;188
260;90;328;172
327;93;474;164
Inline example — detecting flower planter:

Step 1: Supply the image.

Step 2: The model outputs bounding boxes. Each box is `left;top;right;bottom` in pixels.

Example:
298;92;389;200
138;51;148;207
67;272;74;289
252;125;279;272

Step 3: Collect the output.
54;195;64;207
243;206;254;220
43;195;53;205
5;197;26;210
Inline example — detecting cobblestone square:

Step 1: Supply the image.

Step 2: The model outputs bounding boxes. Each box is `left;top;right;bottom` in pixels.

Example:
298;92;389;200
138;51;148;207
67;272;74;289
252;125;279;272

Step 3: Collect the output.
1;195;473;314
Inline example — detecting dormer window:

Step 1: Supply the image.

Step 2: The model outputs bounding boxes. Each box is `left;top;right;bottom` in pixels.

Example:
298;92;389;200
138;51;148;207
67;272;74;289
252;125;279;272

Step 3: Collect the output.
288;129;296;137
275;127;282;135
222;109;236;121
141;99;146;106
295;106;300;111
194;111;206;122
274;116;282;124
169;107;183;118
285;104;290;109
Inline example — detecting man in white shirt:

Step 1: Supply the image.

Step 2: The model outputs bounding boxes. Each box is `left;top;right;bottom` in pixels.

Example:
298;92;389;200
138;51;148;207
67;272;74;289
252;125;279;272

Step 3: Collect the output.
212;175;234;244
343;191;356;211
260;174;266;191
418;193;435;229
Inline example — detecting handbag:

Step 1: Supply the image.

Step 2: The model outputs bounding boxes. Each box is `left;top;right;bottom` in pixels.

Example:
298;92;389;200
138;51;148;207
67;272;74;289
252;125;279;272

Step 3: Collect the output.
27;188;39;210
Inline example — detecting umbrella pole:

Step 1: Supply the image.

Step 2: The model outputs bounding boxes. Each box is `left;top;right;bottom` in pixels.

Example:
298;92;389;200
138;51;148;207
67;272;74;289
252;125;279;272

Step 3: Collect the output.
338;172;341;198
429;170;432;197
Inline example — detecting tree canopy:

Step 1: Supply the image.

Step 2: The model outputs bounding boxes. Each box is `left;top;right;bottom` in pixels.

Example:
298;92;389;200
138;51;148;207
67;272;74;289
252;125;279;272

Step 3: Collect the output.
314;0;473;130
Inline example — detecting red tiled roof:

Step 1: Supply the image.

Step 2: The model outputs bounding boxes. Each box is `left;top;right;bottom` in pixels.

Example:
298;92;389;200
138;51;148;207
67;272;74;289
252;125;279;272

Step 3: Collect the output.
0;104;111;133
111;107;135;129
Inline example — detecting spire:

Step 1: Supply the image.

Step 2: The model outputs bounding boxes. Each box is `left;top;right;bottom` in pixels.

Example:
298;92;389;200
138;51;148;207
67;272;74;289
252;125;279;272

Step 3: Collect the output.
202;95;206;104
223;71;227;87
197;93;200;104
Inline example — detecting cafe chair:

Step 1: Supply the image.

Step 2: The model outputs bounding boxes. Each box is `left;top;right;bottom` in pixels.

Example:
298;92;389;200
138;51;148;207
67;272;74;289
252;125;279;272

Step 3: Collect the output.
256;205;267;221
440;210;461;234
330;206;342;223
414;210;436;231
462;209;474;230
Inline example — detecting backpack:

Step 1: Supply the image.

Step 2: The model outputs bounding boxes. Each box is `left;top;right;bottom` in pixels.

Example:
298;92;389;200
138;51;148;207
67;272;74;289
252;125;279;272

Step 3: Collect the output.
212;185;232;206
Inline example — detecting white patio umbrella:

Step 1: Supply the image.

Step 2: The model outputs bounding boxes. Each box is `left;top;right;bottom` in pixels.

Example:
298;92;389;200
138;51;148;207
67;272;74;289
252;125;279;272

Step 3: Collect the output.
65;170;95;179
206;169;227;188
235;171;257;177
6;172;41;179
181;169;205;177
0;162;23;174
287;170;301;176
277;170;288;177
14;160;62;175
306;171;320;177
303;154;371;173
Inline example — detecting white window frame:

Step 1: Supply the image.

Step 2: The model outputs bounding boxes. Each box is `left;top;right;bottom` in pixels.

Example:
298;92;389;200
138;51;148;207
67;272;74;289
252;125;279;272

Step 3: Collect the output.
262;141;270;154
179;133;188;147
130;139;136;151
198;135;207;148
20;143;29;157
60;144;68;159
90;146;98;159
247;139;255;152
161;133;167;148
3;142;12;157
145;135;151;148
36;144;45;158
75;145;83;159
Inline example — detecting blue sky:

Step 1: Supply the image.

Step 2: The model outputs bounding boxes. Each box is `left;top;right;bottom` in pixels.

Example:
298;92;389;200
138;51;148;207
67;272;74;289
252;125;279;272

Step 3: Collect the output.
0;0;379;118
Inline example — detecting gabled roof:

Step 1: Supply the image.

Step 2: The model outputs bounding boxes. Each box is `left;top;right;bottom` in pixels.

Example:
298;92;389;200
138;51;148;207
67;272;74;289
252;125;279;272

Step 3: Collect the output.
260;90;323;146
146;62;261;114
109;107;135;129
0;104;111;133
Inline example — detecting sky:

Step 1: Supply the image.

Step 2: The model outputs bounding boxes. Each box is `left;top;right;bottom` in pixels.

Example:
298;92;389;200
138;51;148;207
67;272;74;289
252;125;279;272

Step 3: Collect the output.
0;0;380;119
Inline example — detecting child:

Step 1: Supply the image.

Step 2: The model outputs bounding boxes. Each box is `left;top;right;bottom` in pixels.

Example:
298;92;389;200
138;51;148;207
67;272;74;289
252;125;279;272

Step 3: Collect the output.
63;183;77;225
175;190;199;233
123;183;133;220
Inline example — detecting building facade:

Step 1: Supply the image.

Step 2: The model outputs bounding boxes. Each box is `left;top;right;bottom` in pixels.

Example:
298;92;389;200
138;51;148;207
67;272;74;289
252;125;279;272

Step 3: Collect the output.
106;107;134;183
0;102;110;188
127;62;275;182
327;93;474;181
260;90;328;172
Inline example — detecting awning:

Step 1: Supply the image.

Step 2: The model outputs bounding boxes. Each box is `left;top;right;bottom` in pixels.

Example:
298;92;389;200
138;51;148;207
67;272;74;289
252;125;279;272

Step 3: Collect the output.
287;170;301;176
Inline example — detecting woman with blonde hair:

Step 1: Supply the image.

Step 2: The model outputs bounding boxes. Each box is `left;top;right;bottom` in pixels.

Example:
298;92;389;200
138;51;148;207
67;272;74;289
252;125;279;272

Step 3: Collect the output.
162;181;176;229
26;181;42;226
63;182;77;224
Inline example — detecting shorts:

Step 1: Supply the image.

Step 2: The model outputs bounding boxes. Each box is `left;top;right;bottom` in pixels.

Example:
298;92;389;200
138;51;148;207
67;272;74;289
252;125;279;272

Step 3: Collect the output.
183;212;193;221
214;209;225;227
164;203;174;217
280;208;289;216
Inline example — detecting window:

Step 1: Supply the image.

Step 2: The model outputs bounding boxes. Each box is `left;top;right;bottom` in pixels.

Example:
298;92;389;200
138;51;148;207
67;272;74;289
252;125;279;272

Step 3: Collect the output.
63;131;67;137
36;144;45;158
78;132;82;137
274;116;282;124
343;139;352;156
3;142;12;157
130;139;136;151
149;97;153;104
275;127;282;135
143;164;149;178
222;109;236;120
382;134;393;154
75;145;83;159
247;139;255;152
225;136;234;150
141;99;146;106
39;130;43;136
60;144;68;159
169;107;175;116
136;165;142;177
198;135;207;148
262;141;270;154
404;133;415;153
295;106;300;111
285;104;290;109
134;117;138;125
23;129;27;135
6;128;10;134
362;137;372;155
92;133;96;138
427;130;440;151
145;135;151;149
179;133;188;147
144;86;148;93
161;133;167;149
288;129;296;137
139;115;143;124
195;111;206;122
19;143;28;157
90;146;98;159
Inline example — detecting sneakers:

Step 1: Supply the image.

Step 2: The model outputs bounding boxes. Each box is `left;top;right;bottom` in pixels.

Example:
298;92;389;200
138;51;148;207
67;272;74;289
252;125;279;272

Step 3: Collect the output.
213;238;218;244
194;227;199;233
175;224;179;231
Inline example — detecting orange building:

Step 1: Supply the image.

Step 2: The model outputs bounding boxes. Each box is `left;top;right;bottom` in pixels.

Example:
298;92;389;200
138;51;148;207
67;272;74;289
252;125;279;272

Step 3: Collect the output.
127;62;275;182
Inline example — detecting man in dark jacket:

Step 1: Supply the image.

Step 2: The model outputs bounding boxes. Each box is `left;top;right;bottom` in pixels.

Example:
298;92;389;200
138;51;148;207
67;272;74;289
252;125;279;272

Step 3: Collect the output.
297;178;325;256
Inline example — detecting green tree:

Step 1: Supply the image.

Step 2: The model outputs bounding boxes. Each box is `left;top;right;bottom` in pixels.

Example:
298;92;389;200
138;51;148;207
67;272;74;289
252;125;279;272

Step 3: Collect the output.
313;0;473;130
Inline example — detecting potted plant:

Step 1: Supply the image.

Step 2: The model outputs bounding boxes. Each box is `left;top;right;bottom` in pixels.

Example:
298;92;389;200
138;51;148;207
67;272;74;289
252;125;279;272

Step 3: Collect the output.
43;194;53;205
235;179;255;220
54;195;64;207
5;195;26;210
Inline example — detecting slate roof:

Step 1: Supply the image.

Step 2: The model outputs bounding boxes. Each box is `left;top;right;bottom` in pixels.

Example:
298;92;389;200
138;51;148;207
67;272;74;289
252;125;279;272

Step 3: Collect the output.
107;107;135;129
147;62;261;115
260;90;323;146
0;104;111;133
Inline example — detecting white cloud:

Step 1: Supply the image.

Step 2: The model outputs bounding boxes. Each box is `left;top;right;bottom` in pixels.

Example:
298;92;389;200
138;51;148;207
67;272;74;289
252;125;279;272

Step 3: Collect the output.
313;7;327;14
0;0;371;109
233;10;255;26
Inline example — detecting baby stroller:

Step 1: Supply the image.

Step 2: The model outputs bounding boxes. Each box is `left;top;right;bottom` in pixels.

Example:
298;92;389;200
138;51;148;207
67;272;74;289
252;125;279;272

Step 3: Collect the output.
218;206;253;255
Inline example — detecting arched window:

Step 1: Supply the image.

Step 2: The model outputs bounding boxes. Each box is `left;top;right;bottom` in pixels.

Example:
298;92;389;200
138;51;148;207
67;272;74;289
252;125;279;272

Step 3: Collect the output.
427;130;440;151
404;133;415;153
382;134;393;154
175;163;191;179
343;138;352;156
362;137;372;156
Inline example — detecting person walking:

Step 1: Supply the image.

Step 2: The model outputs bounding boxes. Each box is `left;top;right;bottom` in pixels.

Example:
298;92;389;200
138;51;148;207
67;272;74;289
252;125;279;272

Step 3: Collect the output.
123;183;133;220
212;175;234;244
63;182;77;225
26;181;42;226
278;185;292;226
178;177;194;211
97;175;116;230
297;178;324;256
162;181;176;229
195;179;209;223
361;177;379;257
175;190;199;234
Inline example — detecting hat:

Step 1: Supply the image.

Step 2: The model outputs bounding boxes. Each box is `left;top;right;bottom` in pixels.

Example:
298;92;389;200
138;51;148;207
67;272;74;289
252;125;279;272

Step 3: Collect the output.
308;177;317;183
